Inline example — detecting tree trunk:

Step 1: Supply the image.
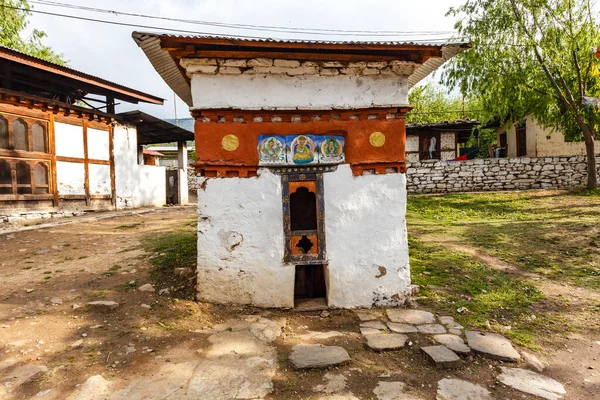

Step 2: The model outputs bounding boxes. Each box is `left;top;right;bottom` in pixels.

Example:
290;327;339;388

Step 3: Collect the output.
579;123;597;189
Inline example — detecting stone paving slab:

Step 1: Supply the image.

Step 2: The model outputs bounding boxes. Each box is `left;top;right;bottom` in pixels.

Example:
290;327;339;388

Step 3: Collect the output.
387;322;418;334
355;310;384;321
436;378;493;400
297;331;345;341
373;381;426;400
466;331;521;362
360;320;387;330
498;367;566;400
289;344;351;369
361;327;383;336
386;309;436;325
433;334;471;355
417;324;446;334
421;346;462;369
366;333;408;351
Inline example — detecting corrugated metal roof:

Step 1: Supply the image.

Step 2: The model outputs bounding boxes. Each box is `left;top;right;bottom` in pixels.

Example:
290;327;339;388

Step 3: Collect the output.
138;31;462;47
132;32;469;108
407;119;481;130
0;45;163;105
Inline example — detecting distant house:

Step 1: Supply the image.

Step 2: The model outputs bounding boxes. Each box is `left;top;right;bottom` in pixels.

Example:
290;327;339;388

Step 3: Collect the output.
406;120;480;162
0;47;193;223
495;116;589;158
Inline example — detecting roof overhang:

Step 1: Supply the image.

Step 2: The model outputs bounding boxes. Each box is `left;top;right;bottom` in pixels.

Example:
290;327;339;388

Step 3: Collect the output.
0;46;164;105
132;32;470;108
119;110;194;145
407;119;481;143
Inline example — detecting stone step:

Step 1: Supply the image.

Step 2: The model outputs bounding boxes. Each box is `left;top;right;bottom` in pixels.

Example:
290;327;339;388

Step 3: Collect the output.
421;345;462;369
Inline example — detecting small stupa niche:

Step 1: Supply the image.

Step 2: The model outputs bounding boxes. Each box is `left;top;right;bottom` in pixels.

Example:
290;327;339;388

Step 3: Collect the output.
136;33;467;308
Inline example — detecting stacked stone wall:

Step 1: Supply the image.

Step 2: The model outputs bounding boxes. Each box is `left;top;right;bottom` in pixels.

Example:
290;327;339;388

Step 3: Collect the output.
180;58;417;77
407;155;600;194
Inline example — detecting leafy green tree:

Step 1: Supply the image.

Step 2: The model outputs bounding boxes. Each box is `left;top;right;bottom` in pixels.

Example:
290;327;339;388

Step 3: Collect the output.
407;82;492;124
0;0;65;65
446;0;600;188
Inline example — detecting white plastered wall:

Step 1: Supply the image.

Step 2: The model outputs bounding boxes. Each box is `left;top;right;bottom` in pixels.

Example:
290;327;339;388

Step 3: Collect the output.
195;165;410;309
324;165;410;308
54;122;85;195
113;124;166;209
529;117;587;157
196;170;294;308
56;161;85;195
191;74;409;110
54;122;84;158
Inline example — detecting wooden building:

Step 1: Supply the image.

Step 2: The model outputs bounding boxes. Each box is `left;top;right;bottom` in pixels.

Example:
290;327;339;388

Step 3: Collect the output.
0;46;193;224
135;33;467;308
406;120;480;162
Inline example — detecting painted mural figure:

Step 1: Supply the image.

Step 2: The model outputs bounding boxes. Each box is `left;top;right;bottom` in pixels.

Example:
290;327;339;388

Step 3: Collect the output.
258;136;285;164
320;136;344;163
291;135;315;164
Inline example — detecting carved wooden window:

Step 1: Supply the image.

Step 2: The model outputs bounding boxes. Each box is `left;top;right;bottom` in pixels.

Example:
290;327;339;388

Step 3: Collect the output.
0;112;52;199
16;161;31;194
0;159;11;194
32;123;47;153
13;119;28;151
34;163;49;194
282;171;326;263
0;116;7;149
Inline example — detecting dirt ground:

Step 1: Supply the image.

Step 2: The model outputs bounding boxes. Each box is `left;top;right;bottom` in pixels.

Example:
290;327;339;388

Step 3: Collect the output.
0;206;596;399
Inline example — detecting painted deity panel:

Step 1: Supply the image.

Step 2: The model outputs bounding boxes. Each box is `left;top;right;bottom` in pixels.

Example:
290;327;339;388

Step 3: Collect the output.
316;136;345;164
258;135;286;164
287;135;318;165
258;134;345;166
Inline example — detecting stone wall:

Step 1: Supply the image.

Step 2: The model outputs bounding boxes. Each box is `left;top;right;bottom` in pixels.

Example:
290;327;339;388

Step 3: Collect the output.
407;155;600;194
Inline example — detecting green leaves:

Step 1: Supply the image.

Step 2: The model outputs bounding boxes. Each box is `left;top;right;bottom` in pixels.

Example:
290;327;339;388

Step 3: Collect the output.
0;0;66;65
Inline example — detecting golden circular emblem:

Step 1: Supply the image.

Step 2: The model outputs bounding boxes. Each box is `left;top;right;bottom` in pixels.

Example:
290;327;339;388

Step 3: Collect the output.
222;134;239;151
369;131;386;147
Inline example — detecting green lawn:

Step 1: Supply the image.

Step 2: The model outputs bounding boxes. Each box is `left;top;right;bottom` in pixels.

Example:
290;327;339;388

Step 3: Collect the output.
407;190;600;348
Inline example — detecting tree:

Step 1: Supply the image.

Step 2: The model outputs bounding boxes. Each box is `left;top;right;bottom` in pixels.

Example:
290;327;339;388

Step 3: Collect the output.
0;0;65;65
446;0;600;188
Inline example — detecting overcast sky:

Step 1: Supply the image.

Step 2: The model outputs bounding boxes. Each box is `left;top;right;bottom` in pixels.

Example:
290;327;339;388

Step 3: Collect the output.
27;0;465;119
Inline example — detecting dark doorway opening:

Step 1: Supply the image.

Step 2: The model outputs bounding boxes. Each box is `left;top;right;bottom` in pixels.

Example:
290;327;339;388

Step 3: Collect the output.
294;264;327;310
516;126;527;157
290;187;317;231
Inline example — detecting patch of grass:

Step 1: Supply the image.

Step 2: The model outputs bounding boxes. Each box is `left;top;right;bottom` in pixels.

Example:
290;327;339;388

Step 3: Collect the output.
115;223;143;230
409;236;558;348
142;223;197;300
408;191;600;290
109;265;121;271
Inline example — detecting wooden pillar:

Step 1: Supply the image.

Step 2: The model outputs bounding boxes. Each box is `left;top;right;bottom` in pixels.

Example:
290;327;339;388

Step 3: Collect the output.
108;125;116;208
83;120;90;206
49;114;59;207
106;96;115;115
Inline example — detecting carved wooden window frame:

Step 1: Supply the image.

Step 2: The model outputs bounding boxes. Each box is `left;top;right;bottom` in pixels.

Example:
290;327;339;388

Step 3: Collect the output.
281;169;326;264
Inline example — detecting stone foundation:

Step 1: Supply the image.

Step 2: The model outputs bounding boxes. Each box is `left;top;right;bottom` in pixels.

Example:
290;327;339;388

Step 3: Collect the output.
407;155;600;194
0;210;86;226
